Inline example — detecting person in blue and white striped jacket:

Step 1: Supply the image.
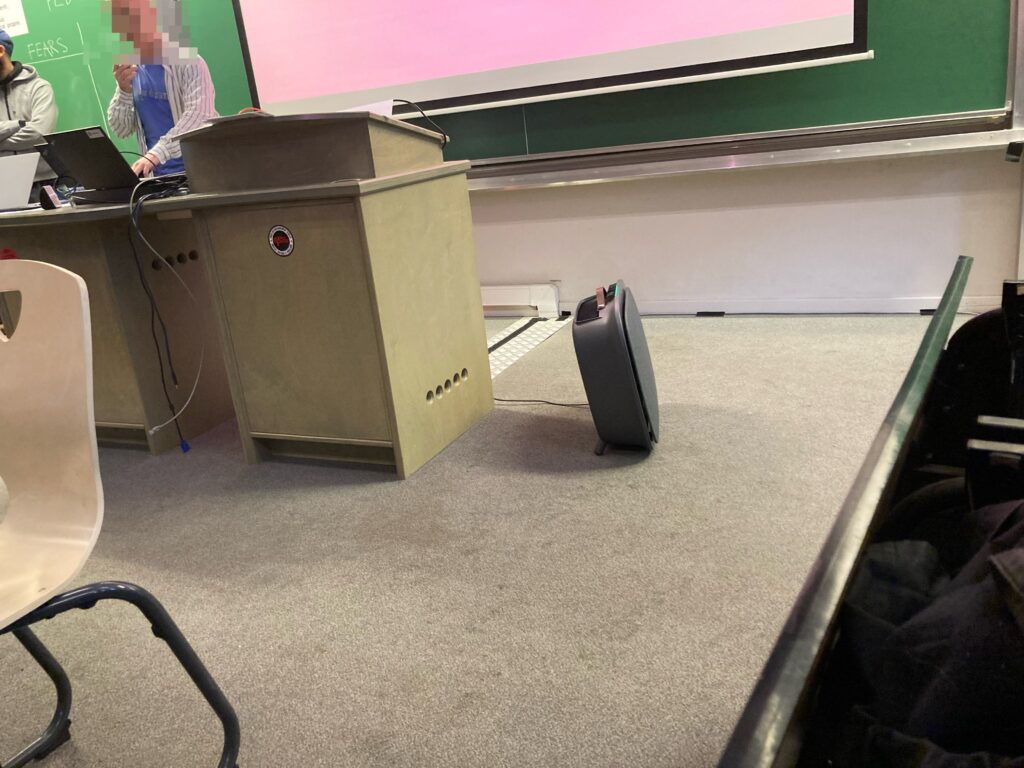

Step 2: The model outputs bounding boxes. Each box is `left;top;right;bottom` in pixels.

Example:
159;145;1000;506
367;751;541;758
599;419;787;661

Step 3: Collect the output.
105;0;218;178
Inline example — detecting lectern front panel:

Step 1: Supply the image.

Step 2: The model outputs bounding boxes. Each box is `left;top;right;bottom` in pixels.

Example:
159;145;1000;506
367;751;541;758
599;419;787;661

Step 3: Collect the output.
203;201;392;442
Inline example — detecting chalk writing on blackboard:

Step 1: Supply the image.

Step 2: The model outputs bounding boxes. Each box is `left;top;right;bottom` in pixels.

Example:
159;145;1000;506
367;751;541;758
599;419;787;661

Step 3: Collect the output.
26;38;72;61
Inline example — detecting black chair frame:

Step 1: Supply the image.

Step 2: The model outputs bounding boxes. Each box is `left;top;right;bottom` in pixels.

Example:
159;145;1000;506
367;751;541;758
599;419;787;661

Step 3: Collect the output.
1;581;239;768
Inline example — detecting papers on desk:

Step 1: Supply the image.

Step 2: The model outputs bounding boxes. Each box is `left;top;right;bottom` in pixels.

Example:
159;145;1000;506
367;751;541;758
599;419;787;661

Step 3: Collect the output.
205;100;396;121
205;111;274;125
340;100;395;117
0;0;28;37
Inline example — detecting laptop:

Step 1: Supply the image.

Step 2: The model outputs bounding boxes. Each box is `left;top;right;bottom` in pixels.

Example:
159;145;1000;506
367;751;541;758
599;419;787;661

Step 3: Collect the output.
37;127;142;203
0;154;40;212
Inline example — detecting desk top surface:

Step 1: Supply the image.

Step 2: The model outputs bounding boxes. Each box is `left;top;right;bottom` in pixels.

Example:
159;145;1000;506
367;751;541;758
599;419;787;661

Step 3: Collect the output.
0;161;470;229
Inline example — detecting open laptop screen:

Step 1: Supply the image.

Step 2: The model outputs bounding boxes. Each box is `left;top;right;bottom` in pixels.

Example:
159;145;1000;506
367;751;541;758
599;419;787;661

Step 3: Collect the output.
38;128;140;192
0;154;39;211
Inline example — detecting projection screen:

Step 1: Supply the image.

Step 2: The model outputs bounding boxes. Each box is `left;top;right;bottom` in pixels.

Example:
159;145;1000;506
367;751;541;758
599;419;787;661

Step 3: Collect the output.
234;0;868;115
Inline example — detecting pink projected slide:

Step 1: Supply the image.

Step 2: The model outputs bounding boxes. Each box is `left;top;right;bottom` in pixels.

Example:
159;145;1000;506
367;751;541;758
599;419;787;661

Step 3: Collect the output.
239;0;855;109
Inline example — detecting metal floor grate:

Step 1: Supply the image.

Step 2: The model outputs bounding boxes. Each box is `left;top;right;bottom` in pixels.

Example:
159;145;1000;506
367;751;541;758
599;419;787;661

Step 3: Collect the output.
487;317;571;378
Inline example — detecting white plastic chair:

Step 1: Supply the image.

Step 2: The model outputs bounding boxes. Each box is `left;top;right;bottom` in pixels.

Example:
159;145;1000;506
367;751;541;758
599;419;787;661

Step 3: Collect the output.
0;260;239;768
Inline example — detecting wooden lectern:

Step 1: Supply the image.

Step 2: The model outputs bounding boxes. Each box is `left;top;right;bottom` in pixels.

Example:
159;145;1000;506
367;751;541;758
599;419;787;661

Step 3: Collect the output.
180;113;493;478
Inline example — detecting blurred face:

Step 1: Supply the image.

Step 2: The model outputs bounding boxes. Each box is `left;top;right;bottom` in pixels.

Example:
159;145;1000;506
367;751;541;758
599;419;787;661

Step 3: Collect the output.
108;0;163;61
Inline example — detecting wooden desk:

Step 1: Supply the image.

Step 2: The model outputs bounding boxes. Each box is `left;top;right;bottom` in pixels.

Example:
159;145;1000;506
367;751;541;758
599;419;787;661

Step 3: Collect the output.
0;115;493;475
0;203;234;453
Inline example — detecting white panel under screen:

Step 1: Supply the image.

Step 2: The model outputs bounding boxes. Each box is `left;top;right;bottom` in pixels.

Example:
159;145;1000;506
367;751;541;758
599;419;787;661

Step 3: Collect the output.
236;0;859;114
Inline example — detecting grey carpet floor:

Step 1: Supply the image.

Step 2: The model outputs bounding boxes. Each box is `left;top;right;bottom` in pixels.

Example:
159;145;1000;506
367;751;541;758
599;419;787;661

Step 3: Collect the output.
1;316;937;768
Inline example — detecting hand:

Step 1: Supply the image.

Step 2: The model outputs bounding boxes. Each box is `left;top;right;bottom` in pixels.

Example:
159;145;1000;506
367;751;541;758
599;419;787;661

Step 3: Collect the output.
132;155;156;177
113;64;138;93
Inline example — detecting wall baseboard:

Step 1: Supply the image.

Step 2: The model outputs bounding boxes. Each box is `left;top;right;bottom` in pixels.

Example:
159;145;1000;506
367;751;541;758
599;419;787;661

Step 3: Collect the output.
472;152;1019;325
482;283;561;317
558;295;1002;316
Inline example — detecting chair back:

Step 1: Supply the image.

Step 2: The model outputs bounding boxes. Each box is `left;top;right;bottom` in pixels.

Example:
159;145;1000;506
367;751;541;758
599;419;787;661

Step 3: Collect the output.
0;259;103;631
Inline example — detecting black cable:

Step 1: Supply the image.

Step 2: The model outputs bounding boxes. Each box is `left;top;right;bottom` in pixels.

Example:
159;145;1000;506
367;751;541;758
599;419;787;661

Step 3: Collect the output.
146;263;185;445
119;150;147;159
126;212;184;445
393;99;450;147
130;189;180;386
495;398;590;409
130;189;185;355
71;175;189;444
124;177;193;444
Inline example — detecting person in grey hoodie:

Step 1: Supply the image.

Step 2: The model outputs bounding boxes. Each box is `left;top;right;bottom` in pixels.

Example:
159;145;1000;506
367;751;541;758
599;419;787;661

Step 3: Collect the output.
0;29;58;187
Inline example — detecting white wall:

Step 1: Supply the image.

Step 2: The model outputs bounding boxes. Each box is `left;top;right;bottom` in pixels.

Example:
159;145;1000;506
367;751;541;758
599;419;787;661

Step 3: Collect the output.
469;150;1024;314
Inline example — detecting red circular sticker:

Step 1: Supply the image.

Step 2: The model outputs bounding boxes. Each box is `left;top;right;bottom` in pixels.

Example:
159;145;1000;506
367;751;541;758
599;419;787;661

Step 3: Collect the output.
268;226;294;257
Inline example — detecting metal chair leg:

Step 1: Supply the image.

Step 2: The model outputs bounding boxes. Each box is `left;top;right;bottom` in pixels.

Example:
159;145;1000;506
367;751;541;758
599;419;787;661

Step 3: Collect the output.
1;628;73;768
10;582;240;768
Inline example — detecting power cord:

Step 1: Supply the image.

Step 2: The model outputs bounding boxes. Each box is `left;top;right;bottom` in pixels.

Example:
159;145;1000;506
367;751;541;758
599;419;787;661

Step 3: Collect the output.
131;210;204;442
495;398;590;409
393;99;449;147
126;219;185;448
127;203;180;387
127;175;205;450
128;181;182;387
129;192;186;448
127;180;184;448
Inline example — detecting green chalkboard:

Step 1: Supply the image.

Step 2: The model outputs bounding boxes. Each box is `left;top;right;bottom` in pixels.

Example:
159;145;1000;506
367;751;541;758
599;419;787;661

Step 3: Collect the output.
417;0;1012;161
7;0;253;153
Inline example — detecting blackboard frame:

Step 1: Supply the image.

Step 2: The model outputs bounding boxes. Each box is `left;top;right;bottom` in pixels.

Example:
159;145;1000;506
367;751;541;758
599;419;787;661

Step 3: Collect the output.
230;0;260;109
